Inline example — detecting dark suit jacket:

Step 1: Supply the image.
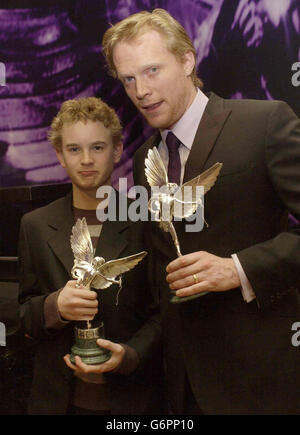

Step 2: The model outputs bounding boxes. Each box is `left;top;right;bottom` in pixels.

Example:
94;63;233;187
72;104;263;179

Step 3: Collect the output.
18;191;164;415
133;92;300;414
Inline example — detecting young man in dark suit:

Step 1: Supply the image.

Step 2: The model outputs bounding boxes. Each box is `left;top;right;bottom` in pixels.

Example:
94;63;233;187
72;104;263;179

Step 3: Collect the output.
102;9;300;414
18;97;163;415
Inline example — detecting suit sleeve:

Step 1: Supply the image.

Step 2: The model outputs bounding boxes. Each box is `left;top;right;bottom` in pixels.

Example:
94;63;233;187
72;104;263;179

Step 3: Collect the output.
237;101;300;308
18;216;65;340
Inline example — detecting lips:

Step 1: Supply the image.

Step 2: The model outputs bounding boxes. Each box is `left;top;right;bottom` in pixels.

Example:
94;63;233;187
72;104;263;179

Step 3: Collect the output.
79;171;98;176
142;101;163;112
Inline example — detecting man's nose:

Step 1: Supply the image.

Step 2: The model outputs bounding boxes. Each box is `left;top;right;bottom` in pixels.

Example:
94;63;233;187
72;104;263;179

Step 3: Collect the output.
135;77;150;100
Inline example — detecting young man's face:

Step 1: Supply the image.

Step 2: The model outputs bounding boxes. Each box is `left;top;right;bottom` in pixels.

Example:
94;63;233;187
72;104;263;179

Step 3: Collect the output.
56;120;122;194
113;30;197;130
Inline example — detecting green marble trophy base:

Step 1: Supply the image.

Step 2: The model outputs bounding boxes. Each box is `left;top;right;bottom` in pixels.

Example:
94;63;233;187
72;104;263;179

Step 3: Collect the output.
70;324;111;365
170;290;209;304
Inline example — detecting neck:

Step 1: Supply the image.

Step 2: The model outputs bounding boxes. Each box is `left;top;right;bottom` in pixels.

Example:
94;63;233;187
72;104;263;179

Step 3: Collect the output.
72;183;111;210
170;84;197;130
184;85;198;115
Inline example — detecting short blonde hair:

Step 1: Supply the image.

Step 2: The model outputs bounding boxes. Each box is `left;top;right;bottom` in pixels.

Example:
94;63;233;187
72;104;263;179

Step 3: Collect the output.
48;97;122;151
102;8;203;88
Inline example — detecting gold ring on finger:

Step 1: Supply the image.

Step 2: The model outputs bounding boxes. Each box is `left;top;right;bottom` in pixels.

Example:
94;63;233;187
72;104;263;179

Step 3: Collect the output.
192;274;199;284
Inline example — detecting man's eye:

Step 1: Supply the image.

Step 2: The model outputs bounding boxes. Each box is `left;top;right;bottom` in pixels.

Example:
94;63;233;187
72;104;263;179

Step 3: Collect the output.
149;67;158;74
93;145;103;151
124;76;134;85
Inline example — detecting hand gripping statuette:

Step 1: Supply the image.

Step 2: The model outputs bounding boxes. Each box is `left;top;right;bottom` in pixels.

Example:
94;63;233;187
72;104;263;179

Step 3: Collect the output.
145;146;222;304
69;217;147;364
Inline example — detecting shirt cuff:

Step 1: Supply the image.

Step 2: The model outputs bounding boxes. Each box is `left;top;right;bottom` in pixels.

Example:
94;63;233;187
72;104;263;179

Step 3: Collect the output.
44;289;70;330
231;254;256;303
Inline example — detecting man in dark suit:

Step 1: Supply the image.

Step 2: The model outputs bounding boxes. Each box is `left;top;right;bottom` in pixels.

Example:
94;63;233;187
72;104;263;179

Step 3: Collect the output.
102;9;300;414
18;97;163;415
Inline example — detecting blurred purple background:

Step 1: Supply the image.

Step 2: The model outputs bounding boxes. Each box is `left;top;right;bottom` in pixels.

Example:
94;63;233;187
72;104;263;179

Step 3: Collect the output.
0;0;299;190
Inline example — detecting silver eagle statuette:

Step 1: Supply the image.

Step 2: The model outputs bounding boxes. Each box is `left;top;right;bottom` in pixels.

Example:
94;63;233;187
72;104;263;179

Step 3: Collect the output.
145;146;222;257
70;217;147;328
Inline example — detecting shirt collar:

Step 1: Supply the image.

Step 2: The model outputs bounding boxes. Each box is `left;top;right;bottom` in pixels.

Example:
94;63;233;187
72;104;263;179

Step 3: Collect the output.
160;88;208;150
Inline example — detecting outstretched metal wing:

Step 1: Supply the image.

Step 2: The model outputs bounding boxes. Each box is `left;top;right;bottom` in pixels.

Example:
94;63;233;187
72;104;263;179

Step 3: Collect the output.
172;162;223;219
70;217;94;265
91;251;148;289
145;146;168;187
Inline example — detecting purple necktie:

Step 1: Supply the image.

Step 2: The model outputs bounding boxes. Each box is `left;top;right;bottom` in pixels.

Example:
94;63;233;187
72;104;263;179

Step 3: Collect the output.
166;131;181;185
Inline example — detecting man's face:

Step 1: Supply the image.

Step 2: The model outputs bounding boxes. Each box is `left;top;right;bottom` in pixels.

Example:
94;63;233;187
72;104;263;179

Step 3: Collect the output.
113;30;197;130
56;120;122;194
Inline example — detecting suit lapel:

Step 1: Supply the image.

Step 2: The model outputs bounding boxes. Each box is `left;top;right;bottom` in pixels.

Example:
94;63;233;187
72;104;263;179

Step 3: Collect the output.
47;193;75;276
95;220;129;261
94;191;132;261
183;92;232;182
46;191;134;275
139;132;161;191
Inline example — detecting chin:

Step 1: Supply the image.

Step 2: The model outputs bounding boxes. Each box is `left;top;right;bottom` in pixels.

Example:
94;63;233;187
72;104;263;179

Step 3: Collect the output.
147;117;171;130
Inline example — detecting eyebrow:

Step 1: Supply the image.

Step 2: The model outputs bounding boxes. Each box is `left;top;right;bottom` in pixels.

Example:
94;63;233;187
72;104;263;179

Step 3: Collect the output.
119;63;161;79
65;141;107;147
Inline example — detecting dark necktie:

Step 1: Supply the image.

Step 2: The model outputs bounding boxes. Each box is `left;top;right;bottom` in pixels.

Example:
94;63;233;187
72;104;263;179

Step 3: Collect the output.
166;131;181;185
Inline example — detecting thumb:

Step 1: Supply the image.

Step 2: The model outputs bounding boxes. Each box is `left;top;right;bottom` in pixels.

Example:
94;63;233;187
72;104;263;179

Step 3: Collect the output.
97;338;123;354
97;338;114;350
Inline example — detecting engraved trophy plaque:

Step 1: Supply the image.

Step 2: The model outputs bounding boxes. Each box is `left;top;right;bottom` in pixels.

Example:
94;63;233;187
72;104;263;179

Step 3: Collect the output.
69;218;147;364
145;146;222;304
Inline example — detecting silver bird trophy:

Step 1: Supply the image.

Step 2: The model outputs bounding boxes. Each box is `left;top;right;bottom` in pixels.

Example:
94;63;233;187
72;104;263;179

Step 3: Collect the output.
69;217;147;364
145;146;222;304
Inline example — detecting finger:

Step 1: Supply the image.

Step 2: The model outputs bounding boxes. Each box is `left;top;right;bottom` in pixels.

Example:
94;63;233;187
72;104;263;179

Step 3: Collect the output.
73;298;98;308
166;252;204;273
96;338;121;353
64;354;78;371
67;280;80;287
169;272;205;290
166;263;205;284
72;355;94;373
74;289;98;300
175;281;211;297
95;339;124;372
75;315;97;321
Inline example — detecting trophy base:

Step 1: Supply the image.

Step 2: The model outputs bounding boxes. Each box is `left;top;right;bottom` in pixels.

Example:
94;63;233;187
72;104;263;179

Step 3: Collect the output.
170;291;209;304
70;324;111;365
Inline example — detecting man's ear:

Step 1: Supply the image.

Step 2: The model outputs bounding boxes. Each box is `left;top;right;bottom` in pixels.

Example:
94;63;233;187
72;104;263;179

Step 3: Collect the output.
182;51;195;77
56;149;66;168
113;142;123;164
